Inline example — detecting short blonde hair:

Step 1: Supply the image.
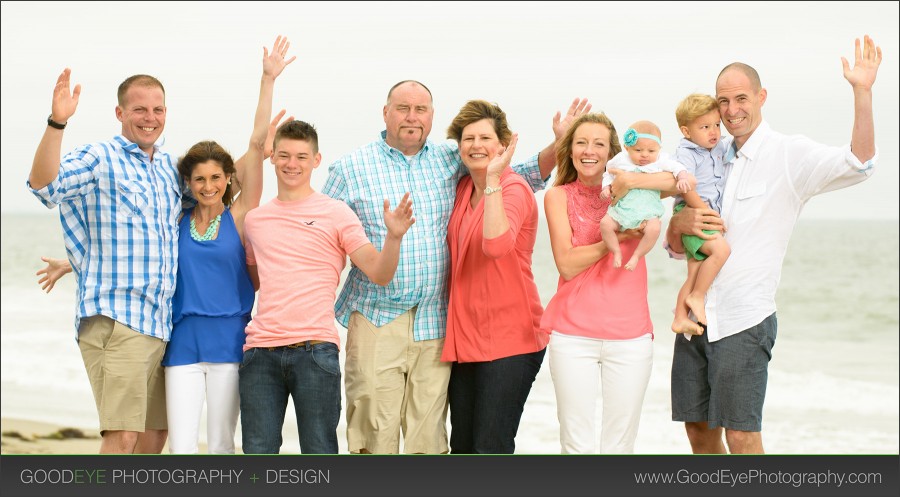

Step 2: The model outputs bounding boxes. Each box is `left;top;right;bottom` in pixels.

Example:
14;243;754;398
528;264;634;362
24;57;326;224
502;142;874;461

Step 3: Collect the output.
117;74;165;107
675;93;719;128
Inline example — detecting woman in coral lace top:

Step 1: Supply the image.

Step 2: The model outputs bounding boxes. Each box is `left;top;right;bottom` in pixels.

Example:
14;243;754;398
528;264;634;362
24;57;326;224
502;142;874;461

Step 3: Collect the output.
542;113;675;453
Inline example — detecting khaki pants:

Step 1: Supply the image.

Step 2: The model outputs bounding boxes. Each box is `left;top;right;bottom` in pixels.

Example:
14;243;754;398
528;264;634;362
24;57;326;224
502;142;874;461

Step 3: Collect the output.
344;309;451;453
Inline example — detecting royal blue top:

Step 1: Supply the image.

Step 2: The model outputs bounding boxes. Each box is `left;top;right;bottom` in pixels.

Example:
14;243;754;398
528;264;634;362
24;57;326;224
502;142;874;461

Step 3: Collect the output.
162;208;255;366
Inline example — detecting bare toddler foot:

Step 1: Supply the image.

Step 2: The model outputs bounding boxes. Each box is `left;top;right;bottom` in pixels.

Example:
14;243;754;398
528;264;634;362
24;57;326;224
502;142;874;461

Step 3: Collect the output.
685;292;707;326
672;317;704;335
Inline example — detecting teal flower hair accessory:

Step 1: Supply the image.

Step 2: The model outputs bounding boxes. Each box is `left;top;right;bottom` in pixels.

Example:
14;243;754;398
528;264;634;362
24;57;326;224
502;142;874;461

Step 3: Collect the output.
623;128;661;147
623;128;638;147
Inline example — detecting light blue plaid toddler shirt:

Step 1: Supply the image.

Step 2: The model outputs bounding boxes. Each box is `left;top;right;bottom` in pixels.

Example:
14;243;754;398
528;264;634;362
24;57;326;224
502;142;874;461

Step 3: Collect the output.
28;136;181;341
322;131;545;341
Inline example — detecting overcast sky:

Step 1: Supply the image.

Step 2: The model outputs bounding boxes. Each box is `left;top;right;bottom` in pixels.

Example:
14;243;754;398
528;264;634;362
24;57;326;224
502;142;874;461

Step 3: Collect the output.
2;1;897;219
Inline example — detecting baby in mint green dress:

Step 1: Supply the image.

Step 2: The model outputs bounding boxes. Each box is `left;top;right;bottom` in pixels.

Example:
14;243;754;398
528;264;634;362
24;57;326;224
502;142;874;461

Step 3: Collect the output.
600;120;694;270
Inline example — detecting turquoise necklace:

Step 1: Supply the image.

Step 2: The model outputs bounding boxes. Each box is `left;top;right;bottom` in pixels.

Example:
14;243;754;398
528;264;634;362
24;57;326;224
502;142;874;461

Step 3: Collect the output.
190;212;222;242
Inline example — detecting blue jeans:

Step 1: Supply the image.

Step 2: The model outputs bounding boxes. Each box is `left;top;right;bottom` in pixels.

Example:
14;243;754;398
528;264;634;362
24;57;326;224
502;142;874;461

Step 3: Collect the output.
448;348;546;454
239;342;341;454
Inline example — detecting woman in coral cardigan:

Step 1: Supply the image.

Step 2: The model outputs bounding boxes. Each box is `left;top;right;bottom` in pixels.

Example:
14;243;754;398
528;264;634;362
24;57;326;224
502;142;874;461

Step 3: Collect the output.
441;100;549;454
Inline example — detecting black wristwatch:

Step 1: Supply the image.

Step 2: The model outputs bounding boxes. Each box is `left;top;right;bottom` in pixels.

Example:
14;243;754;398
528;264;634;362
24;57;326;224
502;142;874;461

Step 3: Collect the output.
47;114;67;130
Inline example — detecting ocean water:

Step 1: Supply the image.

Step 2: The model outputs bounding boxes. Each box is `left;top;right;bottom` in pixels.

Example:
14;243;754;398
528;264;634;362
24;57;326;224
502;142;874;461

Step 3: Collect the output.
1;211;898;454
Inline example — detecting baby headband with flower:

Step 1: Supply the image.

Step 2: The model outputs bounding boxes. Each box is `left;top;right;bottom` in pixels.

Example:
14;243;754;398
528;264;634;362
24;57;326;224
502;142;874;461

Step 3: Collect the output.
623;128;661;147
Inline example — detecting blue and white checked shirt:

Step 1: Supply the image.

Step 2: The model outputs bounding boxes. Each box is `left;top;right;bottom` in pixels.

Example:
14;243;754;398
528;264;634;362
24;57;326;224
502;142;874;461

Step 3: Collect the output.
322;131;545;341
28;136;181;341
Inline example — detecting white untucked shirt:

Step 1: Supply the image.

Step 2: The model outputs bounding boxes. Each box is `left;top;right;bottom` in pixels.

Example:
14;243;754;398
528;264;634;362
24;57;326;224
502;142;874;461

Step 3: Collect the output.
705;121;876;342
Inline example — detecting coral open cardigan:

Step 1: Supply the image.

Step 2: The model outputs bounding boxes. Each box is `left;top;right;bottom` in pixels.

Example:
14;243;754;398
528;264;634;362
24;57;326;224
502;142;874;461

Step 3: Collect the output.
442;169;549;363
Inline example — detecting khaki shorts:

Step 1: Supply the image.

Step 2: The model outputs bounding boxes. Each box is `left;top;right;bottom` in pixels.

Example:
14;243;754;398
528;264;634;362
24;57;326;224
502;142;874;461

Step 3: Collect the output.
344;309;451;453
78;315;168;433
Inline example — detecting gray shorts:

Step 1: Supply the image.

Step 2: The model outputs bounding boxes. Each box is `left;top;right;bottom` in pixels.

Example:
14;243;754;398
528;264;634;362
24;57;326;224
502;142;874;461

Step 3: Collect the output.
670;313;777;432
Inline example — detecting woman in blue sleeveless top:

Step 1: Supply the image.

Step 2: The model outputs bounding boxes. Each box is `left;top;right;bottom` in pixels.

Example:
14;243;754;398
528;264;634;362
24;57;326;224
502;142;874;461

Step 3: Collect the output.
159;37;294;453
160;142;258;453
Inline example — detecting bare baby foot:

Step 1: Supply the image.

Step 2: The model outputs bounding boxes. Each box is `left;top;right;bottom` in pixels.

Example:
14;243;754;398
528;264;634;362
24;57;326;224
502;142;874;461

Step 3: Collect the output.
624;256;639;271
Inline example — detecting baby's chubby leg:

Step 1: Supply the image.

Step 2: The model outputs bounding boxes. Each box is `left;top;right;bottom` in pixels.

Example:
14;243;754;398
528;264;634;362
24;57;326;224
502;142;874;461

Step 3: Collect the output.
600;214;623;268
625;218;660;271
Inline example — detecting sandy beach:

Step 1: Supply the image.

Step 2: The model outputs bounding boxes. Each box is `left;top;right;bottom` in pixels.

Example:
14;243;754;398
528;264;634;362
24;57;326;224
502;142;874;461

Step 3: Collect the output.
1;418;101;455
1;418;213;455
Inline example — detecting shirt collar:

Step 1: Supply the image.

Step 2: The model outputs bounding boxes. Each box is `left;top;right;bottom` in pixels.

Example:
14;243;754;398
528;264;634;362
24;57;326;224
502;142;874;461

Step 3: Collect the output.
731;120;770;162
680;137;730;158
724;141;737;163
114;135;160;159
378;130;431;157
678;137;706;151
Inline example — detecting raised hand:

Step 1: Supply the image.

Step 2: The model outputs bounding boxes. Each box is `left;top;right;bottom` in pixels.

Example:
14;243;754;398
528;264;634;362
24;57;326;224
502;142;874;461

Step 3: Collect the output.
51;68;81;124
36;256;72;293
842;35;882;91
383;192;415;239
487;133;518;180
264;109;294;159
263;35;297;80
552;98;592;140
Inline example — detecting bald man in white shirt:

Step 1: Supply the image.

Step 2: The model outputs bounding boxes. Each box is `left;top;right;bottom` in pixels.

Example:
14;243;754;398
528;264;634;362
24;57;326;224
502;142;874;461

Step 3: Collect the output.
662;36;882;454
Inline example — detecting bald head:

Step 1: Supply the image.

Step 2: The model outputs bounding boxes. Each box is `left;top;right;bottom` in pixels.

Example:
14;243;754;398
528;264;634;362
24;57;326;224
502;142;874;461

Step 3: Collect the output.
629;120;662;139
717;63;762;92
386;80;433;105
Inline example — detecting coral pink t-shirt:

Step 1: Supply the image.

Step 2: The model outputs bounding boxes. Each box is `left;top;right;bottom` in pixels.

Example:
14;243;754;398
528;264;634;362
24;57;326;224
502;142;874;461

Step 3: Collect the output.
540;180;653;340
243;192;370;351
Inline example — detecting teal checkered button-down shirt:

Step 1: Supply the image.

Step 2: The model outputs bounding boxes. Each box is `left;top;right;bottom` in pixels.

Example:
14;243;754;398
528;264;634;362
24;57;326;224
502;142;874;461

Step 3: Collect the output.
322;131;544;341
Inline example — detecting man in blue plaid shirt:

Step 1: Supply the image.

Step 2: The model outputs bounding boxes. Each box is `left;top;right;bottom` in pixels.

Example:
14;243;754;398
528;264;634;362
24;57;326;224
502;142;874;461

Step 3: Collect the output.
28;69;180;454
323;80;589;453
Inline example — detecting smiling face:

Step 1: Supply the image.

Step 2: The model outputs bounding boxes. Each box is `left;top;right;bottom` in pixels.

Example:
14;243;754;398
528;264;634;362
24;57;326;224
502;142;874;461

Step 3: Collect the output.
459;119;503;173
716;68;766;149
625;136;661;166
570;122;612;185
271;137;321;193
383;82;434;155
680;109;722;150
116;85;166;155
188;161;229;208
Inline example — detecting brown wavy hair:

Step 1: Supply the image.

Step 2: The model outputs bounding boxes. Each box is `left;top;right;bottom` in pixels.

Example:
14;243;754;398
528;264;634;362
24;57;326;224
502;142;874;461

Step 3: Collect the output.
177;141;236;206
446;99;512;146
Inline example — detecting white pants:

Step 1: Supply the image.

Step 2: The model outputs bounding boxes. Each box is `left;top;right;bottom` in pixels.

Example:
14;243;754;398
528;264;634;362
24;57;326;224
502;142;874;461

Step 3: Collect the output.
164;362;240;454
549;331;653;454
